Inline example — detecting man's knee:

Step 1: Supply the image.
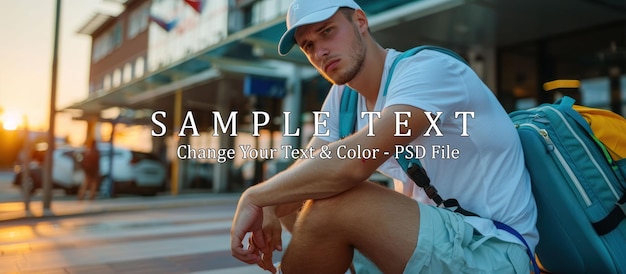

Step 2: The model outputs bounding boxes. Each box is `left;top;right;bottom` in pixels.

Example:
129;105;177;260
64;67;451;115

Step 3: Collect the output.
297;196;342;229
295;183;377;232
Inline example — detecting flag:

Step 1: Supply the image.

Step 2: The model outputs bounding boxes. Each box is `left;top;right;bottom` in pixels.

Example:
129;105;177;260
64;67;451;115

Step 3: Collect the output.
150;14;179;31
184;0;205;13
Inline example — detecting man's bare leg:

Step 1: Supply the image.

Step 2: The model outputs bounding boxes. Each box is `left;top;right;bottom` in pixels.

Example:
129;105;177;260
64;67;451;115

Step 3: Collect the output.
279;210;298;233
280;182;420;274
88;177;98;200
77;180;88;201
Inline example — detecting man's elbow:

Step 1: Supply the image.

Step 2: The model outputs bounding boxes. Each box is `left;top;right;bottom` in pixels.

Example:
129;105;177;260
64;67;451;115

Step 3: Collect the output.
335;160;374;187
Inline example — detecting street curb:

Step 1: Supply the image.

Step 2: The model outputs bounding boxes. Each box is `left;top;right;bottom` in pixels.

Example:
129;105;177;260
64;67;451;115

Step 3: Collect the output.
0;193;241;223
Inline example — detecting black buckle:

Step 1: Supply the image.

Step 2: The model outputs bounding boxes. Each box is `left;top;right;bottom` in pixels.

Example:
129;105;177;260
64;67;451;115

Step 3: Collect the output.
407;163;443;205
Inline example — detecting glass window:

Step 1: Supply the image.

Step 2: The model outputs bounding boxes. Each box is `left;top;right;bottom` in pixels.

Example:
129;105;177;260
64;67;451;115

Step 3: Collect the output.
113;21;124;48
245;0;287;28
103;74;112;91
128;3;149;39
580;78;610;108
92;30;117;62
621;75;626;103
112;69;122;87
622;76;626;115
92;32;112;62
123;63;133;83
135;57;145;78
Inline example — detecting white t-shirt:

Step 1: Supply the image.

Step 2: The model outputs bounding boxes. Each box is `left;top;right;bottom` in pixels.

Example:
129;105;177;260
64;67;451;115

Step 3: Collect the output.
317;48;539;251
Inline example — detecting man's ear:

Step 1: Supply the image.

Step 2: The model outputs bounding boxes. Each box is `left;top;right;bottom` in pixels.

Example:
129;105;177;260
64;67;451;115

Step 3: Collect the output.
353;9;369;34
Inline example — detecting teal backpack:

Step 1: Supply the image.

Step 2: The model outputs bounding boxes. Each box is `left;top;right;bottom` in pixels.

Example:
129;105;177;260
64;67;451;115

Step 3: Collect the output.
339;45;540;273
510;97;626;273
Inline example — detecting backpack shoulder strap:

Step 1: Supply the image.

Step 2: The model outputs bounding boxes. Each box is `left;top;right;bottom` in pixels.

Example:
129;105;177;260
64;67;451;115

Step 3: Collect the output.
339;86;359;139
338;46;539;273
383;45;468;96
340;45;467;139
340;45;467;166
338;45;468;194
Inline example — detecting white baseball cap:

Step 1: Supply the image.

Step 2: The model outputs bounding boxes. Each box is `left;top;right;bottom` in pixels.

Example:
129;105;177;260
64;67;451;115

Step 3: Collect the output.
278;0;362;56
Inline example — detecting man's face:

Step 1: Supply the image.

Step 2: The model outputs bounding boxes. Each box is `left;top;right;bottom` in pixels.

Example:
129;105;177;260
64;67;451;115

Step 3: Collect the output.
294;10;366;85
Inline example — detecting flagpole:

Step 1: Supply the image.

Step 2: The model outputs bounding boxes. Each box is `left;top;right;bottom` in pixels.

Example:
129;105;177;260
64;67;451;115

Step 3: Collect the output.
43;0;61;214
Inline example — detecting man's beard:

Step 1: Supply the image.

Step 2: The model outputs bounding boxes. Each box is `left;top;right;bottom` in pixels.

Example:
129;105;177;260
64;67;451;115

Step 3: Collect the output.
324;27;366;85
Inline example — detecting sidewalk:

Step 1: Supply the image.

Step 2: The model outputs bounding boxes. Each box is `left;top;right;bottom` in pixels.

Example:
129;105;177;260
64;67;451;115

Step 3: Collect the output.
0;192;242;223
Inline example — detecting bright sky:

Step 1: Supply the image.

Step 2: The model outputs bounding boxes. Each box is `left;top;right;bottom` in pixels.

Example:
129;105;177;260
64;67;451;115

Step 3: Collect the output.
0;0;122;139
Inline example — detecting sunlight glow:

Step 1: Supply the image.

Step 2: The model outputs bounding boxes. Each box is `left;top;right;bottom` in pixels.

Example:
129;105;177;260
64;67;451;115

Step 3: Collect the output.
1;112;22;131
0;225;35;243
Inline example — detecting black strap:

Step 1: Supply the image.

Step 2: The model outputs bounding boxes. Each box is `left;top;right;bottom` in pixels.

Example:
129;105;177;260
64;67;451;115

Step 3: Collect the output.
406;163;442;204
406;163;480;217
442;199;479;217
339;46;538;270
592;193;626;235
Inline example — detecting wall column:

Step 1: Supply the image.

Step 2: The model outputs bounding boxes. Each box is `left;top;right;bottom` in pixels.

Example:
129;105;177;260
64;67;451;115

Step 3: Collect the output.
214;80;232;193
170;89;183;195
280;64;302;159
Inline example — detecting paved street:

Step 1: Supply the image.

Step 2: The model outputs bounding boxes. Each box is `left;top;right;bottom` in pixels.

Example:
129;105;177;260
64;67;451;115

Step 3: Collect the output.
0;203;290;274
0;170;24;203
0;170;289;274
0;169;72;206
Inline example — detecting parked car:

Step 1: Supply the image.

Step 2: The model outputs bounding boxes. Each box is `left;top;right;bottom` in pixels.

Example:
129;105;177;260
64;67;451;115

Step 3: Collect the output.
13;146;80;195
13;143;167;196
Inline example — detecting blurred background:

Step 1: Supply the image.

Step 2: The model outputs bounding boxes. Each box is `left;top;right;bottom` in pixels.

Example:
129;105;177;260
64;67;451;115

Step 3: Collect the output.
0;0;625;198
0;1;624;273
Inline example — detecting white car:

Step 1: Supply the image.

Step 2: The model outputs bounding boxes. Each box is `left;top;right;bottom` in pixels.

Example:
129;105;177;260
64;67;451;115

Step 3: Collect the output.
14;144;167;196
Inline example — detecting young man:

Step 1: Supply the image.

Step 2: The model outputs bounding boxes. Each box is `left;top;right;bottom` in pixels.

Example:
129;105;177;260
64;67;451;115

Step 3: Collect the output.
230;0;538;273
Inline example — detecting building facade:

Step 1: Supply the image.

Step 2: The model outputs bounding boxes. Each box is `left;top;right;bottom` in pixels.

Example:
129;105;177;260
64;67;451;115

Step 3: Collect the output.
67;0;626;193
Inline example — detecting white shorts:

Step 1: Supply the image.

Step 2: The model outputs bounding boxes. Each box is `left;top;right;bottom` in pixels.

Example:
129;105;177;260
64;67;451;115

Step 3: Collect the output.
353;203;531;274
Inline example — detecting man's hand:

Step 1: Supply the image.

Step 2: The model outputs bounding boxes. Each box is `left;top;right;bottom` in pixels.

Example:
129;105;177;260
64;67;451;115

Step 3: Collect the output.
253;206;283;272
230;192;267;265
263;206;284;252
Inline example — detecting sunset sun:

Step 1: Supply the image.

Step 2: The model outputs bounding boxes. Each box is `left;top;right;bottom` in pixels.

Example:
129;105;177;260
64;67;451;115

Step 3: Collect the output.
1;112;22;131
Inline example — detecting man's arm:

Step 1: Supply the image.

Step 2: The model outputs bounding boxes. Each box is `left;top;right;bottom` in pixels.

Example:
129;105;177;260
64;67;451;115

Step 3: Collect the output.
230;104;430;264
245;104;430;207
267;136;330;230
